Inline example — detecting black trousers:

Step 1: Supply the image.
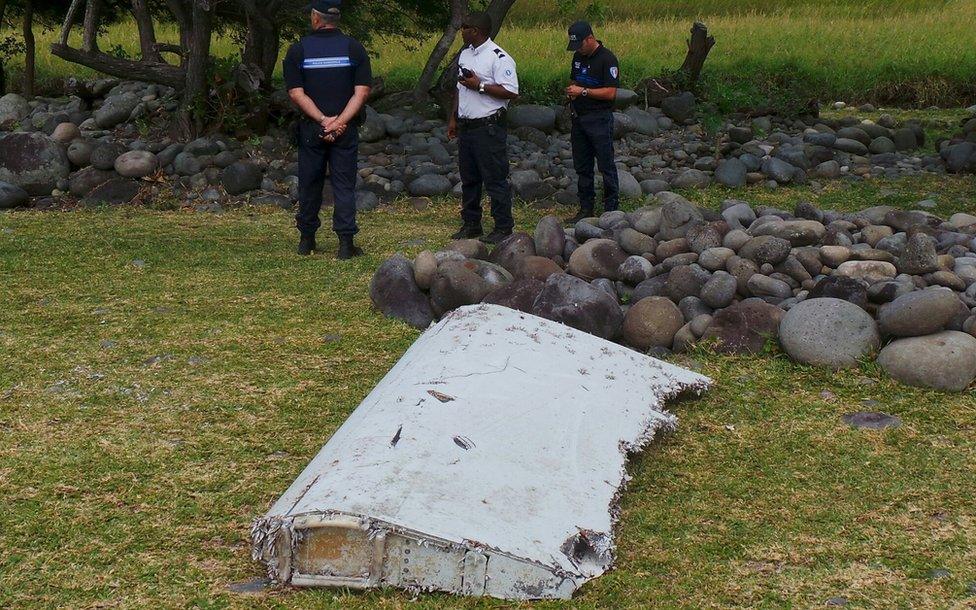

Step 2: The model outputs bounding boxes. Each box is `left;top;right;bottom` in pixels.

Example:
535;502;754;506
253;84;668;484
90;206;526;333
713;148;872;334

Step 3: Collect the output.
296;120;359;238
571;111;618;213
458;122;514;232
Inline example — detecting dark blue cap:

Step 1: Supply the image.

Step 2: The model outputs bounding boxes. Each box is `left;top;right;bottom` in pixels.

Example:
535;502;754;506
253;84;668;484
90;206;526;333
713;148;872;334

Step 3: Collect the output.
567;21;593;51
305;0;340;14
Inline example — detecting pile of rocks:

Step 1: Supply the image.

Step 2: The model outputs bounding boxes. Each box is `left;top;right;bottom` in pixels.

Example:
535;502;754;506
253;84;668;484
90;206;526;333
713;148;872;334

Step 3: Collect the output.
0;79;962;212
371;194;976;392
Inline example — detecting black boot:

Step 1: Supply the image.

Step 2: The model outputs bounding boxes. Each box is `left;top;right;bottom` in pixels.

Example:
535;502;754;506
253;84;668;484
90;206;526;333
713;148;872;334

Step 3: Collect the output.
451;223;484;240
337;235;363;260
297;235;316;255
480;227;513;245
564;208;594;226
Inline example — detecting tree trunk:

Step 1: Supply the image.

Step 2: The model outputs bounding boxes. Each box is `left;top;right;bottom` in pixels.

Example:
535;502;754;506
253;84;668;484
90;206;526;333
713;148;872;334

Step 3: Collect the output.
679;22;715;83
414;0;466;102
23;0;35;98
639;22;715;107
164;0;192;65
179;1;214;137
0;0;7;94
431;0;518;107
60;0;84;45
132;0;164;63
82;0;101;53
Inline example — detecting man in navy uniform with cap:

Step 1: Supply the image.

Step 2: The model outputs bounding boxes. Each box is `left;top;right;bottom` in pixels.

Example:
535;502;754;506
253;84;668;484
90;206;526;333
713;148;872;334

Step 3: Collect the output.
565;21;620;225
283;0;372;259
447;11;520;245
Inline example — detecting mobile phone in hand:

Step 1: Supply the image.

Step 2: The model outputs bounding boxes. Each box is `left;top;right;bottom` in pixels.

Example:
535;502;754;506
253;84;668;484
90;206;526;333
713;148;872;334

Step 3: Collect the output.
459;67;474;80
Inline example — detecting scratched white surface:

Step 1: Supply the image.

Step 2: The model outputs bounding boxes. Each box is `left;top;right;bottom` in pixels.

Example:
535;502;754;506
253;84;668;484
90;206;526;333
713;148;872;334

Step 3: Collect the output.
262;303;710;579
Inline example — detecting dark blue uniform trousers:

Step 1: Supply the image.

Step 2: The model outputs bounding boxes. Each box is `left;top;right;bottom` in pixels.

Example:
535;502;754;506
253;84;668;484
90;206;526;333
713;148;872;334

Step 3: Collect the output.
458;123;514;232
571;111;618;213
296;120;359;238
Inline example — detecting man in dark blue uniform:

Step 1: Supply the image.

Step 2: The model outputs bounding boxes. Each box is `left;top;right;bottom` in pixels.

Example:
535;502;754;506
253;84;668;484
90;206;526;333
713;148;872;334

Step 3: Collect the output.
565;20;620;225
283;0;372;259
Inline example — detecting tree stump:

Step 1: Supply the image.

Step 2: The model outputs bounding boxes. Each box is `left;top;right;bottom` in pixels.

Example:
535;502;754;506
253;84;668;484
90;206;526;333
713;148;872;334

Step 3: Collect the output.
639;22;715;107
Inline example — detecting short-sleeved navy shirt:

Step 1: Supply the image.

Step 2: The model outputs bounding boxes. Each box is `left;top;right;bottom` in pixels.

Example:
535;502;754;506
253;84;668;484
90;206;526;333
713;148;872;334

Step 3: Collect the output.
283;28;372;117
570;44;620;115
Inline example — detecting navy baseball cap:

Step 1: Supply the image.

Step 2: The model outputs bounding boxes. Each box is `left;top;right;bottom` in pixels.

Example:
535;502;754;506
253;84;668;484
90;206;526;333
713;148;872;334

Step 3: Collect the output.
567;21;593;51
305;0;340;14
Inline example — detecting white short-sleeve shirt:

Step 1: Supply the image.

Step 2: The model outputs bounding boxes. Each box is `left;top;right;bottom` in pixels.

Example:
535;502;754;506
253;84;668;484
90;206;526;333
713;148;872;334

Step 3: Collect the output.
456;38;519;119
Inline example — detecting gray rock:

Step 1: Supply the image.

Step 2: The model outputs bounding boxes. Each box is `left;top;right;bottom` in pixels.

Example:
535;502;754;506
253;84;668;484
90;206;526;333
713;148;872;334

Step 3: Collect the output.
408;174;452;197
657;194;704;239
94;92;140;129
568;238;627;281
750;219;826;247
174;152;202;177
814;160;841;179
622;296;684;350
429;260;496;316
945;142;976;173
482;278;545;313
761;157;797;183
722;202;757;231
779;298;879;368
747;274;793;299
671;169;710;189
0;93;30;128
618;255;653;285
618;227;655;256
617;170;642;199
358;107;386;143
81;177;141;206
842;412;901;430
702;299;785;354
891;128;917;151
666;264;710;302
51;122;80;144
834;260;897;284
114;150;159;178
221;161;263;195
878;331;976;392
511;169;552;201
834;138;869;156
623;106;660;135
67;140;93;167
700;271;738;308
739;235;791;266
532;273;623;340
869;136;896;154
878;287;961;337
714;158;747;187
488;232;536;275
0;180;29;209
661;91;696;122
534;215;565;259
516;255;563;281
897;231;939;274
369;254;434;329
508;105;557;131
809;276;868;308
0;133;70;195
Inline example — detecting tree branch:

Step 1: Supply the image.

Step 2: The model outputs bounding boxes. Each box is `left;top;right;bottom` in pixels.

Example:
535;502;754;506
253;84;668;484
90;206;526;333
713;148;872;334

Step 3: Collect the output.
50;43;186;89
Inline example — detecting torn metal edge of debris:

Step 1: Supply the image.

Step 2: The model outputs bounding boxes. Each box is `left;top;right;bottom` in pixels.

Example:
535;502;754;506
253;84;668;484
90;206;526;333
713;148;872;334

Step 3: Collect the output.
250;303;712;600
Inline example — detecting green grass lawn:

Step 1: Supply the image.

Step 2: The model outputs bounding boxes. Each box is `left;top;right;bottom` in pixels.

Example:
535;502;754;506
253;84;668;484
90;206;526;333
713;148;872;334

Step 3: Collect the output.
2;176;976;608
5;0;976;110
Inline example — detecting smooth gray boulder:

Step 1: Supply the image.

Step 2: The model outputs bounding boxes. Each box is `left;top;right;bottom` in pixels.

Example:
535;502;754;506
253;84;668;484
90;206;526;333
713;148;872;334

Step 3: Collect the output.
878;287;961;337
0;181;29;209
878;331;976;392
369;254;434;329
532;273;623;340
779;298;880;368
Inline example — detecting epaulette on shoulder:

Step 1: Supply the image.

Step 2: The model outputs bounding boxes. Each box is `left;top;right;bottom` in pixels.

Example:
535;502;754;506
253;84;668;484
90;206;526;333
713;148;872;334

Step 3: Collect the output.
493;48;506;58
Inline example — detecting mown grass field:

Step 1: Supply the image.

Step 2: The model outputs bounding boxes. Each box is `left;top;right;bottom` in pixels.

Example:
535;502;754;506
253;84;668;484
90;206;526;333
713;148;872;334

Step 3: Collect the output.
4;0;976;110
2;176;976;608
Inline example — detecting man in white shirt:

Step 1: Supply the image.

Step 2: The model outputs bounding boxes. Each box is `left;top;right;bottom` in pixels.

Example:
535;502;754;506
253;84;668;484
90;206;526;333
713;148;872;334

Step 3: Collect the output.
447;12;519;244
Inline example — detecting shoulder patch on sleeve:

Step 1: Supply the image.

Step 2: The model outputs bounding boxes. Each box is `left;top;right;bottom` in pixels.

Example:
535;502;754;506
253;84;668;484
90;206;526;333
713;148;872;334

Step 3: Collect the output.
493;48;506;58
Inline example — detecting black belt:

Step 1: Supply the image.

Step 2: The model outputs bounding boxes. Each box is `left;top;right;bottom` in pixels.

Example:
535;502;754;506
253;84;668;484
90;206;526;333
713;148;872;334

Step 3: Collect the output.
458;111;506;129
